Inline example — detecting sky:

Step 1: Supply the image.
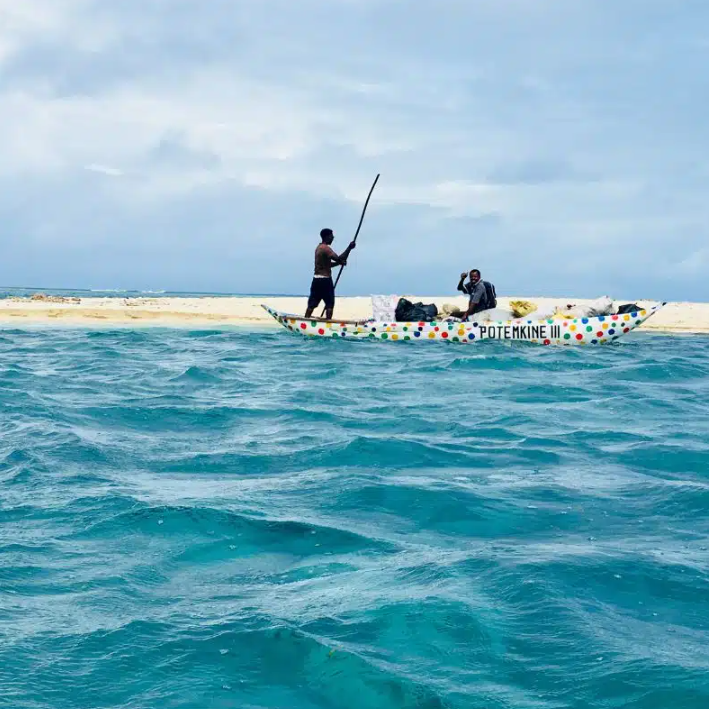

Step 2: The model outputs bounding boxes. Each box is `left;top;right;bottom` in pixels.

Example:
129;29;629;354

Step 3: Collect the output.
1;0;708;300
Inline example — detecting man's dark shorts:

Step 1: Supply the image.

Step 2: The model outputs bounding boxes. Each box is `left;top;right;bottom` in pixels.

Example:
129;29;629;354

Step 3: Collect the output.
307;277;335;309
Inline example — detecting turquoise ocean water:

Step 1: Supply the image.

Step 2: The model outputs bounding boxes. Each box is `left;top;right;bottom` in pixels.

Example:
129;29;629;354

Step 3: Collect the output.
2;324;709;708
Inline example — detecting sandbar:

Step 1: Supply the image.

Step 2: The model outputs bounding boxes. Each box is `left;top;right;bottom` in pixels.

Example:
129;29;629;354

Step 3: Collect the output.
0;295;706;333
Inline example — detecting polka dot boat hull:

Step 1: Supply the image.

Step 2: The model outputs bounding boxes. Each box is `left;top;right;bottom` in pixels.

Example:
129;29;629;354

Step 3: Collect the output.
261;303;666;346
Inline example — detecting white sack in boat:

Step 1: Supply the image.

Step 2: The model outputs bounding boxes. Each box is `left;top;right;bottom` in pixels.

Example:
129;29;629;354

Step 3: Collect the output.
525;306;558;321
555;296;614;318
438;303;465;318
475;307;516;322
586;296;615;316
371;295;399;321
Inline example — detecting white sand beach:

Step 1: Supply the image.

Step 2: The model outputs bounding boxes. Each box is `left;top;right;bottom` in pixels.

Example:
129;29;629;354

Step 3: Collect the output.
0;295;707;333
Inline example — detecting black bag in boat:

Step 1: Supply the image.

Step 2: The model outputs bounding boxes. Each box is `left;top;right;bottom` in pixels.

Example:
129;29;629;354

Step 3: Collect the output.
616;303;641;314
394;298;438;322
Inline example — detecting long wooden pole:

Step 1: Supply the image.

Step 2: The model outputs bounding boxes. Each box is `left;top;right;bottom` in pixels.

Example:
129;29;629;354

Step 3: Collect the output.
320;173;380;317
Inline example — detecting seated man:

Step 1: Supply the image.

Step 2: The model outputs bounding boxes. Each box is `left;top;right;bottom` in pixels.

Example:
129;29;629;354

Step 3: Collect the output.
457;269;496;321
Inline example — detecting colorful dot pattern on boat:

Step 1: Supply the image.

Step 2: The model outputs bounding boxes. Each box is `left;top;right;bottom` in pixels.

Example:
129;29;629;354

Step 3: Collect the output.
262;304;666;346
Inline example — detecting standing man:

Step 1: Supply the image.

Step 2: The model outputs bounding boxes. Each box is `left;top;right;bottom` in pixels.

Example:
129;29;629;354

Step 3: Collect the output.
305;228;356;320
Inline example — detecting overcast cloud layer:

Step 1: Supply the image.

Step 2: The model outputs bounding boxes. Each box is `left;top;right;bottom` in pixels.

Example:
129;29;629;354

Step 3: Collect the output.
1;0;707;299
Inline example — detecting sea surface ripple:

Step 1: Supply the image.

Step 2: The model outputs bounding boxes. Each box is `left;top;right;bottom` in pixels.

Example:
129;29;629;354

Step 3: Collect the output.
2;327;709;709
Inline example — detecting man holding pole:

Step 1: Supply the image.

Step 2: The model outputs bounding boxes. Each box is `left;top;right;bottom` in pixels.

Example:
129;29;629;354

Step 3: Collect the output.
304;228;356;320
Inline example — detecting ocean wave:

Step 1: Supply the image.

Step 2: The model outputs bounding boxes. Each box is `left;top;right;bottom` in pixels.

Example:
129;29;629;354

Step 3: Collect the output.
1;328;709;707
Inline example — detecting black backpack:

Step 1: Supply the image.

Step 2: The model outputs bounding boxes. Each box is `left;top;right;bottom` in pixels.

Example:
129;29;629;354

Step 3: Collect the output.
481;281;497;310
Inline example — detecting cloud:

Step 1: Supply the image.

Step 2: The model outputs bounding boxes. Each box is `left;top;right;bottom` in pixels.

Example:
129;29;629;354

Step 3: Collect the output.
85;164;122;177
674;248;709;278
0;0;707;301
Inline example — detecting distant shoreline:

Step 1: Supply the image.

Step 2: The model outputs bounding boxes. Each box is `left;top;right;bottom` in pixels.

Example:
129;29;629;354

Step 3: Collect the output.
1;295;707;333
0;287;305;299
